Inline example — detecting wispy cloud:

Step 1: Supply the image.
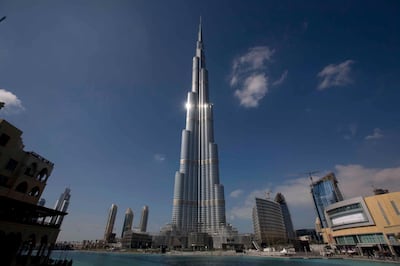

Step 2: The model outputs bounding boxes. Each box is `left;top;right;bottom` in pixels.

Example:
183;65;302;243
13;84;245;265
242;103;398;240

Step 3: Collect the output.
272;70;288;86
0;88;25;113
343;123;358;140
228;176;313;222
153;153;166;162
230;46;276;108
229;189;270;220
365;128;383;140
317;60;354;90
302;21;309;31
229;189;244;198
335;164;400;197
231;46;274;78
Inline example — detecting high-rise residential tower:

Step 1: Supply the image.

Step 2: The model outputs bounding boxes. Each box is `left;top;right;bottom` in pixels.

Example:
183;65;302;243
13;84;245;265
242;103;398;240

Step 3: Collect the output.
121;208;134;238
311;172;344;228
274;192;295;241
50;187;71;225
171;21;226;234
139;205;149;233
104;203;118;242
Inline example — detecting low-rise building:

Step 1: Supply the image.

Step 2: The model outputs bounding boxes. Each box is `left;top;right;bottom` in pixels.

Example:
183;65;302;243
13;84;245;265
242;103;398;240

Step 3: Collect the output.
323;191;400;256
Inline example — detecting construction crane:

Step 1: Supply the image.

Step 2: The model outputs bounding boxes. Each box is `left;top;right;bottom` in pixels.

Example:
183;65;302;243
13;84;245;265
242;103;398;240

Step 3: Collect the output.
302;170;320;184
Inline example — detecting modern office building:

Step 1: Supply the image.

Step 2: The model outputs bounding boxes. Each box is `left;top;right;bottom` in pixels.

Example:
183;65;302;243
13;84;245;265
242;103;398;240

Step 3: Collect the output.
0;119;68;265
275;192;295;241
170;20;226;235
139;205;149;233
323;191;400;256
311;172;344;228
104;203;118;242
253;196;287;246
50;187;71;225
121;208;134;238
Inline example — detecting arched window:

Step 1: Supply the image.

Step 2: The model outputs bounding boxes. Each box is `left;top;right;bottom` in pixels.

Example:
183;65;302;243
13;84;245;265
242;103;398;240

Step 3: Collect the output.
28;186;40;197
37;168;48;182
15;182;28;194
24;162;37;177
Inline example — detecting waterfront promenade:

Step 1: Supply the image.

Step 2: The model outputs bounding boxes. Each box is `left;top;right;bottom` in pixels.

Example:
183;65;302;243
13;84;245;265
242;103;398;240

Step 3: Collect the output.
66;249;400;264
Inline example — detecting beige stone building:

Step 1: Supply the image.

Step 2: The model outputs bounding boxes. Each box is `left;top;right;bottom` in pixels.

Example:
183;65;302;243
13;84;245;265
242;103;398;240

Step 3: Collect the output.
0;119;67;265
321;191;400;256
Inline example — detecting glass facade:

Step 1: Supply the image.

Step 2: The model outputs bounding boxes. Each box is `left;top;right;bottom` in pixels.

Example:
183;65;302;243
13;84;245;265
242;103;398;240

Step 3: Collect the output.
335;233;386;245
311;173;343;228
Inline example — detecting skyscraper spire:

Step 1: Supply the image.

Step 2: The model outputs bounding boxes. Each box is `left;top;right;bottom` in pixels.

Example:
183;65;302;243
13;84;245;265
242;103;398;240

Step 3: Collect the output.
198;16;203;42
171;22;226;234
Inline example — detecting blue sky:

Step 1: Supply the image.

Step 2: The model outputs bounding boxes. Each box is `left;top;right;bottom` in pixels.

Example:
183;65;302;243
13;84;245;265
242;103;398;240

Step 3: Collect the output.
1;1;400;241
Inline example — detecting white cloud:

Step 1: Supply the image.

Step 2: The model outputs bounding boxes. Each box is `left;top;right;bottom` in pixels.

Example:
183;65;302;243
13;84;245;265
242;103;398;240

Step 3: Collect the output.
0;88;25;113
335;164;400;197
317;60;354;90
230;46;275;107
154;153;166;162
229;188;271;220
272;70;288;86
232;46;274;74
234;74;268;108
365;128;383;140
229;189;244;198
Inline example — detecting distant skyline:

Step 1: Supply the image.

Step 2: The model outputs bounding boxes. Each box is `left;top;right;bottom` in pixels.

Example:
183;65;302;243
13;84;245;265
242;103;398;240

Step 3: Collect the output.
1;0;399;241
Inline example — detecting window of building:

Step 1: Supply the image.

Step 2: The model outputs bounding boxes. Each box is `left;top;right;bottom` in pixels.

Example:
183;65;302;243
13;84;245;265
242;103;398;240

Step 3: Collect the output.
15;181;28;193
335;235;357;245
37;168;48;182
358;233;385;244
0;133;10;146
5;159;18;172
28;186;40;197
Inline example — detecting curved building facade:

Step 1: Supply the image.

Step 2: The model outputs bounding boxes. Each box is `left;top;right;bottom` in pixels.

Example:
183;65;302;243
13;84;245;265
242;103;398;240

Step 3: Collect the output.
323;191;400;256
139;205;149;233
253;197;286;246
275;192;295;241
121;208;133;237
104;203;117;242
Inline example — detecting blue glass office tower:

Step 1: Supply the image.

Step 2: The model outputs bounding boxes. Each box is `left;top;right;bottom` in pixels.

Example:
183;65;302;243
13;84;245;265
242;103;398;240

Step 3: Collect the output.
275;193;295;241
171;21;226;234
311;173;344;228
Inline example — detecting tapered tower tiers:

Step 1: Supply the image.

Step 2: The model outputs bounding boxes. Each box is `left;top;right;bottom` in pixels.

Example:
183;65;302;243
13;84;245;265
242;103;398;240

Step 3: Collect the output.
171;21;226;234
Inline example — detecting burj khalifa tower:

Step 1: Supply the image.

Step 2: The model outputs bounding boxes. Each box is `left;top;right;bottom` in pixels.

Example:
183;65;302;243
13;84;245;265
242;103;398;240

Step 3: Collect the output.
171;21;226;234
